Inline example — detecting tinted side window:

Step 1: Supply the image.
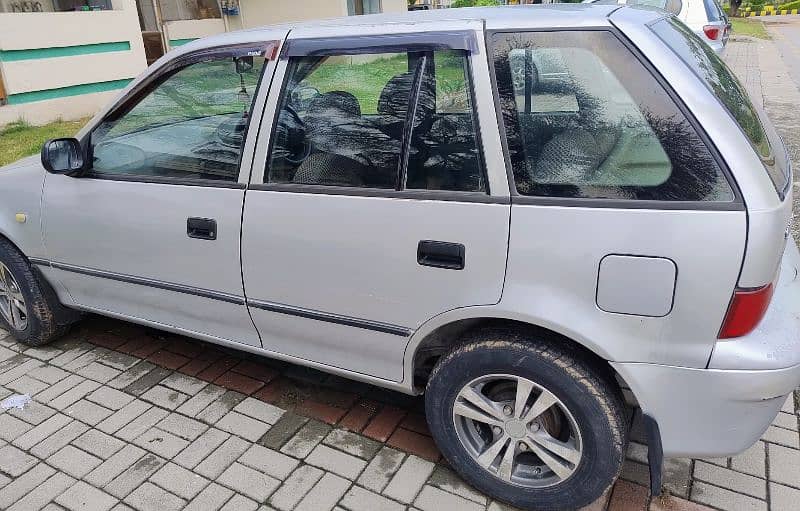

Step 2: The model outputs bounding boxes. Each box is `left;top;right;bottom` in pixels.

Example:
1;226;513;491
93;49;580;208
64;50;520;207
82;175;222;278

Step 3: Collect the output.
492;30;734;202
267;50;485;193
651;18;787;196
91;57;265;182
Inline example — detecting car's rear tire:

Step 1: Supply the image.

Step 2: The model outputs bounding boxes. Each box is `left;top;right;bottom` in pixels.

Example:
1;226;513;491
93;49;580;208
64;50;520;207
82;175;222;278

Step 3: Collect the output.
425;328;627;511
0;239;70;346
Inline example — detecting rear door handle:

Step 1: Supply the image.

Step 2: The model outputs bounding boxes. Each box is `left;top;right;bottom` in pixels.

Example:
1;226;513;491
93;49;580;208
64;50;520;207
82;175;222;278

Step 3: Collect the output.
187;217;217;240
417;240;465;270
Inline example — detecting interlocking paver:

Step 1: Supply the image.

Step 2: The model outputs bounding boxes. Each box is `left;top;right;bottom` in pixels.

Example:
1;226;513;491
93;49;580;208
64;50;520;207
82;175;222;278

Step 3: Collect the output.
341;485;405;511
216;411;271;442
30;419;88;458
269;465;325;511
217;462;280;502
219;494;259;511
197;391;245;425
86;445;148;488
280;420;331;458
36;375;86;405
306;444;367;480
13;413;71;450
767;443;800;488
8;374;49;395
50;380;102;410
73;429;126;460
382;454;435;504
773;412;798;431
324;428;382;459
55;480;118;511
428;466;487;505
140;385;189;410
0;444;38;477
132;427;190;459
123;481;185;511
762;425;800;449
86;387;135;411
105;453;165;499
294;472;350;511
690;481;766;511
65;399;114;426
156;412;208;441
115;407;169;442
6;472;74;511
184;482;234;511
693;461;766;499
358;446;405;493
77;362;122;384
195;435;250;480
96;400;151;436
173;428;230;470
8;399;57;425
176;385;226;417
415;485;485;511
28;365;70;385
150;462;209;500
0;463;56;508
730;441;767;478
238;444;299;480
161;373;208;396
770;482;800;511
233;397;284;424
0;413;33;442
48;445;103;479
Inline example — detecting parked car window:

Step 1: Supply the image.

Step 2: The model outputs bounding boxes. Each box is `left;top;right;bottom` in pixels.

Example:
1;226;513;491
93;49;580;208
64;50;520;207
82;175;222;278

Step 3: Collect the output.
90;56;266;182
651;18;788;196
492;30;734;202
267;49;484;192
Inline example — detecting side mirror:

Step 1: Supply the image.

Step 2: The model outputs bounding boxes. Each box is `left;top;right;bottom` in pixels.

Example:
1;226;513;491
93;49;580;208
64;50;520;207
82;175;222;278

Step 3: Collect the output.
41;138;84;175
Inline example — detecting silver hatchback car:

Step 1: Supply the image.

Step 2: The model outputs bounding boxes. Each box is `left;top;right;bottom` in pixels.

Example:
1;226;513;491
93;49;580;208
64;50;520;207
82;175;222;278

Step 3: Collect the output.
0;5;797;510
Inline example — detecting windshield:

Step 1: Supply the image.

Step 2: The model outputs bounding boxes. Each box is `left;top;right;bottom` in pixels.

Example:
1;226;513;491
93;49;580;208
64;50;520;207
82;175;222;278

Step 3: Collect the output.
651;17;788;197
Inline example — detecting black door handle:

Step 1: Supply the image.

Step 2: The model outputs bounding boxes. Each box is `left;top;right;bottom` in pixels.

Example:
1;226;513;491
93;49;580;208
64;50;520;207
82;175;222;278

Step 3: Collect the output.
417;240;465;270
187;217;217;240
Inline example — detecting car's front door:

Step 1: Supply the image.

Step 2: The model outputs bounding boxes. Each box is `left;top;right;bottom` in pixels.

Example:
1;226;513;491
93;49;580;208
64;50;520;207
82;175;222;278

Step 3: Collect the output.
241;24;511;382
40;41;282;346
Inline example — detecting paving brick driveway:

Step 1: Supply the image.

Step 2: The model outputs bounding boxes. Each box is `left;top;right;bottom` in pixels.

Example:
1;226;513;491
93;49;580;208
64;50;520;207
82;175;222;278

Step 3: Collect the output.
1;32;800;511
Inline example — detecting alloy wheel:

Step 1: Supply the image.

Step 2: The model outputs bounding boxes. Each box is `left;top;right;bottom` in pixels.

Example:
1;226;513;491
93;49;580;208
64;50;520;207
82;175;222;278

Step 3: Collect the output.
452;373;583;488
0;262;28;331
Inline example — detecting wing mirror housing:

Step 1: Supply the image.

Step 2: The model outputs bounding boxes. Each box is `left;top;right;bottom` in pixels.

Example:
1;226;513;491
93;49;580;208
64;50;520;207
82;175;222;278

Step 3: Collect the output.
41;138;84;175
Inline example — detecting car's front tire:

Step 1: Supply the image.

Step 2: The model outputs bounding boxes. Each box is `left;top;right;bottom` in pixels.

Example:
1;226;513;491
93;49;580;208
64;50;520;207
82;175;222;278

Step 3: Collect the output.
425;329;627;511
0;238;70;346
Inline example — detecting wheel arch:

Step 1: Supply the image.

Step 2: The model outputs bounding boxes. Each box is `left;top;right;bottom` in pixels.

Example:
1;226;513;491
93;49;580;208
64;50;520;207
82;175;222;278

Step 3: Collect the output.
405;308;634;403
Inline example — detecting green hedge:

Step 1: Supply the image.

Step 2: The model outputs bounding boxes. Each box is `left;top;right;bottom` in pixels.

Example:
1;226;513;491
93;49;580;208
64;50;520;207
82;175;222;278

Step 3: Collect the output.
777;0;800;9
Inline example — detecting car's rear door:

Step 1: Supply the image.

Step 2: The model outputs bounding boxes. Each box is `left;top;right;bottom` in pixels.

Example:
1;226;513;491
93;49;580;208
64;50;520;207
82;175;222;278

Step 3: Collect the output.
40;38;284;346
241;22;511;382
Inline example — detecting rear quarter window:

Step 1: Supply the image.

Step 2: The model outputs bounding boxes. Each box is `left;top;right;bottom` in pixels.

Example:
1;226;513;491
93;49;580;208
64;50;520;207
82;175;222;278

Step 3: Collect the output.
650;17;788;197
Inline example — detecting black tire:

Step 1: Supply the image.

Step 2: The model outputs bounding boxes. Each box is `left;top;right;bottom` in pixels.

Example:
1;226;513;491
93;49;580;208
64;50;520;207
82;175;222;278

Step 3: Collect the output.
0;238;70;346
425;329;627;511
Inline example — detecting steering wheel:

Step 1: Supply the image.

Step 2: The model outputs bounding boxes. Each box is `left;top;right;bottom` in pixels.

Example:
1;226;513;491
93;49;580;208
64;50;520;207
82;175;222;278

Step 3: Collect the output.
281;104;311;165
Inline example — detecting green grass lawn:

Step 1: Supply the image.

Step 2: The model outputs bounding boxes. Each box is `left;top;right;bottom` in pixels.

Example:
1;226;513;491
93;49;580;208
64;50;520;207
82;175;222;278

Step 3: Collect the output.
0;118;88;168
731;18;771;40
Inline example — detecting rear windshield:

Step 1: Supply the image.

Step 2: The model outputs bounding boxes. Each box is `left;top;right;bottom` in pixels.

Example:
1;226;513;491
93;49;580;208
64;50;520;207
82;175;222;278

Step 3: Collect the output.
651;17;788;196
704;0;725;22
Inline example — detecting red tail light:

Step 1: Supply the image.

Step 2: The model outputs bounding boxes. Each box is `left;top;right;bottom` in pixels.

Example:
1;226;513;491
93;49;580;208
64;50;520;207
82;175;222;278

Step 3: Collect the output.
718;284;774;339
703;25;721;41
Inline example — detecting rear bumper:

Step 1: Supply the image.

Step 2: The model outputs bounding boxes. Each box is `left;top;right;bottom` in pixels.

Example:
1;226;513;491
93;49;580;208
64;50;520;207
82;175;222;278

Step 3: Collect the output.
613;240;800;458
612;361;799;457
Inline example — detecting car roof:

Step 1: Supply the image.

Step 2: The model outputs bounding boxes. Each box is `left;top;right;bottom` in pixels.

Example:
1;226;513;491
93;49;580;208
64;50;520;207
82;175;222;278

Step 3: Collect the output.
183;4;627;52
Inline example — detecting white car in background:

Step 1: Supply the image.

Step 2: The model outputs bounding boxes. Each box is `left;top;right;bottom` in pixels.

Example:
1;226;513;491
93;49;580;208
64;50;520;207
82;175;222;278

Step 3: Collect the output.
582;0;730;53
